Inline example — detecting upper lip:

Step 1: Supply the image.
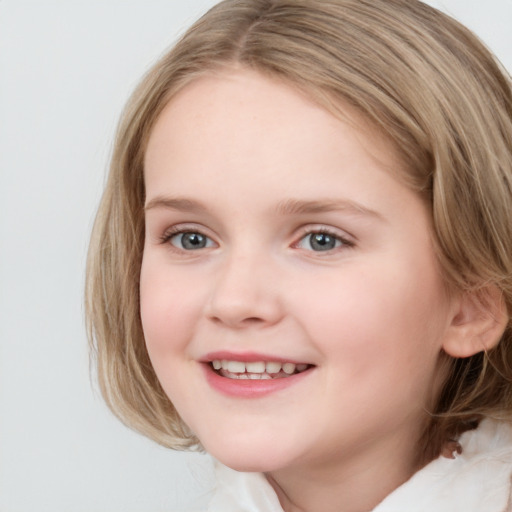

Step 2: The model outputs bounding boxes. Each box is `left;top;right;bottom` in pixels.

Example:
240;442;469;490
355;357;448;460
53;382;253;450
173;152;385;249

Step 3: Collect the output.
200;350;312;365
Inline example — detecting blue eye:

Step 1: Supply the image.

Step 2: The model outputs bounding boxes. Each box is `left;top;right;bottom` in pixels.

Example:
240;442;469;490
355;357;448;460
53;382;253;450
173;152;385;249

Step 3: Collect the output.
297;232;344;252
170;231;214;250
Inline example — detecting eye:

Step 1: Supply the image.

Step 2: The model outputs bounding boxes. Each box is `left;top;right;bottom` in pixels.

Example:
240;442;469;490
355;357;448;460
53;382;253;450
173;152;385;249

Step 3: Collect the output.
295;231;350;252
169;231;215;250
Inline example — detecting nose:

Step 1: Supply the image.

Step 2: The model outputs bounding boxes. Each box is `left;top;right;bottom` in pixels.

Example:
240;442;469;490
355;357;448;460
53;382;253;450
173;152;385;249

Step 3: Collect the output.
205;252;284;329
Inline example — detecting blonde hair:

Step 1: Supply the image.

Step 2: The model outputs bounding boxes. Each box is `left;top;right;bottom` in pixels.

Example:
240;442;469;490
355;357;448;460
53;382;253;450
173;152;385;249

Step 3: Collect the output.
86;0;512;460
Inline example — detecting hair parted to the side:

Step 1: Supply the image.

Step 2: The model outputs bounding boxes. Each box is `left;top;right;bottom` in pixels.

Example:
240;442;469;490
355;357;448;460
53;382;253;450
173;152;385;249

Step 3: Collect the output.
86;0;512;462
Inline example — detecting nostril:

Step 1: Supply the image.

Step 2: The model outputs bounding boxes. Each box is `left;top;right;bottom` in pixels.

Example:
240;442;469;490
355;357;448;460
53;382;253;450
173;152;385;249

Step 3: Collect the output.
244;317;265;323
208;314;266;326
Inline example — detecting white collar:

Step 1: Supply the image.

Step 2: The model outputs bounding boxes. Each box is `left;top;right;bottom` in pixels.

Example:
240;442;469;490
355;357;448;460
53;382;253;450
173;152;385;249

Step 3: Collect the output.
207;463;282;511
207;419;512;512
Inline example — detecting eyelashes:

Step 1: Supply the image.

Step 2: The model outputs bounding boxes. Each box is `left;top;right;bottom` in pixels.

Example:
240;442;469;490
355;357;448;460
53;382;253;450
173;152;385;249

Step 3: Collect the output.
293;229;354;252
168;231;216;250
159;225;355;254
159;225;217;251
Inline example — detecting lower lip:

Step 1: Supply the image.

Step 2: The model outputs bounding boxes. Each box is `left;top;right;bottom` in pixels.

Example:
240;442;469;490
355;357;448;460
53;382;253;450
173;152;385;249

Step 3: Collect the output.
202;363;312;398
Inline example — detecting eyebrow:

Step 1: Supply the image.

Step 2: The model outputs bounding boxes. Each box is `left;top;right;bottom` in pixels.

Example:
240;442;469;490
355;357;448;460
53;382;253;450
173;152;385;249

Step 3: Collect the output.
145;196;209;214
275;198;383;220
144;195;384;221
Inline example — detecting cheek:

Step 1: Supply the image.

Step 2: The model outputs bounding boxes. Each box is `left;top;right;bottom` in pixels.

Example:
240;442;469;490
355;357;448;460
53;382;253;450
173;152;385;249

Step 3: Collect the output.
139;256;201;357
289;260;448;377
295;267;448;435
139;258;207;417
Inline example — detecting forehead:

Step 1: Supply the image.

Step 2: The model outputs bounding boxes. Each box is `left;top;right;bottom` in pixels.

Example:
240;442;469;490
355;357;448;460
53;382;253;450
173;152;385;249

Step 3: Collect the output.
144;68;404;190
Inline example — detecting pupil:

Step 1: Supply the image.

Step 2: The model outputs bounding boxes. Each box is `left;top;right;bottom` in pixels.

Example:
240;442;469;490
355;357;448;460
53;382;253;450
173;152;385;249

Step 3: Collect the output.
182;232;206;249
310;233;335;251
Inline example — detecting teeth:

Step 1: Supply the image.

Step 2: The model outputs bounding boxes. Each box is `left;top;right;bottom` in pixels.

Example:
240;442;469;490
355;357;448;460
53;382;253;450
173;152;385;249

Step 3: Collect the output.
211;359;309;377
246;361;265;373
265;362;282;374
225;360;245;373
282;363;296;374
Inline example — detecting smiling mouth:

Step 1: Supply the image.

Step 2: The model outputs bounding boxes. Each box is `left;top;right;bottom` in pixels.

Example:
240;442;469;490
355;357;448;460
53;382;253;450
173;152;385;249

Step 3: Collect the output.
210;360;312;380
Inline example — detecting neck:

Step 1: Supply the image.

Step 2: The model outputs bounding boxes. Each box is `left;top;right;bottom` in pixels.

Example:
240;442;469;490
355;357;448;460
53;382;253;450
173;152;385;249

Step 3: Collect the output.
265;431;423;512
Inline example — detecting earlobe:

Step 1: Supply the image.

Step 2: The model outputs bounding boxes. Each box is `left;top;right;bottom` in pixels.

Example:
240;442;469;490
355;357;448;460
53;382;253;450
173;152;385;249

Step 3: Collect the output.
442;285;508;358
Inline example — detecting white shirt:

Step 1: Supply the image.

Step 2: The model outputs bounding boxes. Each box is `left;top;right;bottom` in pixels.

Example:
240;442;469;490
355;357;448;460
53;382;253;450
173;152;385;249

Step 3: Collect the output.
207;419;512;512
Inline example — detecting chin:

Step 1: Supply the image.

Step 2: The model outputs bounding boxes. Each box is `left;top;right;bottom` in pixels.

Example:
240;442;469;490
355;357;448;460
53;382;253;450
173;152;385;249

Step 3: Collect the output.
202;436;295;473
215;453;288;473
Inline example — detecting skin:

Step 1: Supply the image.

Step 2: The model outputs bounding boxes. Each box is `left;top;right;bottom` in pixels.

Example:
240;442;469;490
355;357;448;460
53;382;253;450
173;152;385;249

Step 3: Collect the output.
140;68;462;512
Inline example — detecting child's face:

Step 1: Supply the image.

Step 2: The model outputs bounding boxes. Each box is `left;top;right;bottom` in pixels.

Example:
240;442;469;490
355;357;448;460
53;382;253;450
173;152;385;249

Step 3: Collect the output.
141;69;455;475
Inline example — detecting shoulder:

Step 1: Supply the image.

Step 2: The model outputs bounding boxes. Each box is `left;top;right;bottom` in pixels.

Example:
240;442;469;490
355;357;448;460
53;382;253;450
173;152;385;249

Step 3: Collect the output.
374;419;512;512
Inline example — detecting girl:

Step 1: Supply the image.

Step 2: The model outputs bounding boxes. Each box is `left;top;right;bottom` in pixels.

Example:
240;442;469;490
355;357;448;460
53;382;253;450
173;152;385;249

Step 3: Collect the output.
86;1;512;510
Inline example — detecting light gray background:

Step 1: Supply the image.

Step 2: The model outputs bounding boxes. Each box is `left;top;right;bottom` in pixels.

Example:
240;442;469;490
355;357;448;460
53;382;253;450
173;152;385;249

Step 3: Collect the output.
1;1;511;511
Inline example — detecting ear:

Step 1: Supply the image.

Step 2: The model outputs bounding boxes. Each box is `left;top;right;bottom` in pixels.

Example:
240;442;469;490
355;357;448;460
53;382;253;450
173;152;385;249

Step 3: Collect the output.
443;285;508;358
